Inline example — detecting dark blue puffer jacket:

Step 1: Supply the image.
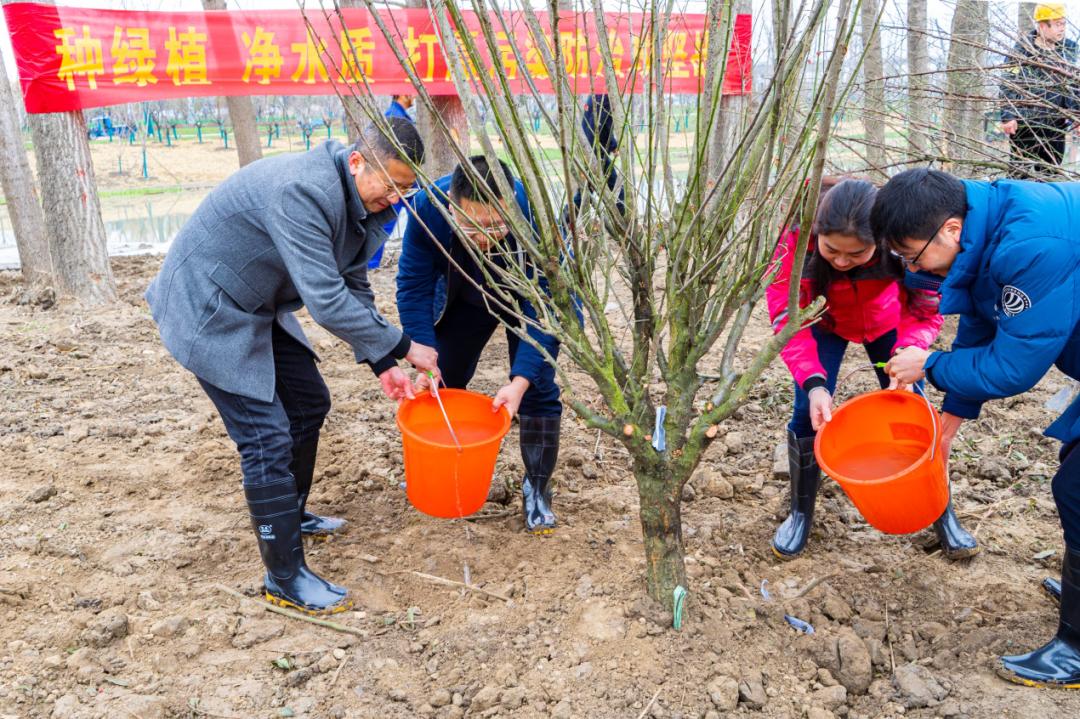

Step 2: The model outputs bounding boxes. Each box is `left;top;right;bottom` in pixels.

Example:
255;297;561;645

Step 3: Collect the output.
926;179;1080;443
395;175;558;386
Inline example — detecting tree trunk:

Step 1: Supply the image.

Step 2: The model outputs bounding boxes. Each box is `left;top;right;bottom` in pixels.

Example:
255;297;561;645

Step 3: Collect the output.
2;0;114;303
27;112;116;304
407;0;469;177
943;0;988;173
201;0;263;167
340;96;366;145
860;0;886;179
338;0;368;144
417;96;470;178
906;0;929;158
0;57;51;286
713;0;753;175
634;460;687;611
1018;2;1037;38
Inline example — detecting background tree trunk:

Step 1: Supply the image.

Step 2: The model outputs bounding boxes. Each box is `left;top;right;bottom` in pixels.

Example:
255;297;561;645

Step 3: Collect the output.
5;0;113;303
338;0;367;144
712;0;753;176
943;0;989;173
860;0;886;179
202;0;263;167
27;112;116;304
408;0;469;177
0;53;52;286
906;0;930;158
1018;2;1037;38
416;97;470;177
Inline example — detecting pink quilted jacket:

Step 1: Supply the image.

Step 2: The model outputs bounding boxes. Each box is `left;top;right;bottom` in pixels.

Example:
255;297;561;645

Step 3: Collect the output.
766;228;944;389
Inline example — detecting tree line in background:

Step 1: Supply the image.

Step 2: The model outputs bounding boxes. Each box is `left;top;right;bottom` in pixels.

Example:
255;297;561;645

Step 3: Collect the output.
3;2;1074;306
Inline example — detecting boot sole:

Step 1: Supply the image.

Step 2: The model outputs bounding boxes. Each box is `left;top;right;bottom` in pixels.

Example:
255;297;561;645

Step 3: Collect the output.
941;545;981;561
771;544;802;561
530;527;555;536
996;666;1080;689
265;592;352;616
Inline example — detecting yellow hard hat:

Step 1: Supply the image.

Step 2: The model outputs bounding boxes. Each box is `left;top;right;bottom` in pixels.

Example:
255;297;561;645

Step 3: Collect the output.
1034;3;1066;22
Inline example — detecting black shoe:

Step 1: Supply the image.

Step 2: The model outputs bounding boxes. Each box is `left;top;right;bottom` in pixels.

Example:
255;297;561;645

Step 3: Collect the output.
291;438;347;539
245;479;351;615
520;415;561;534
997;546;1080;688
931;500;980;560
772;430;820;559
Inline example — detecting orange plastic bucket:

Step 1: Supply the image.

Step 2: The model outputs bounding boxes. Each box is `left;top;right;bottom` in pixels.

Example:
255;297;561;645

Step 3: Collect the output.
814;389;948;534
396;389;512;518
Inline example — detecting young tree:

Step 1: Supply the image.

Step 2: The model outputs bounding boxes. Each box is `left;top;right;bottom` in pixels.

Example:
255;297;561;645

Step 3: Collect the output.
336;0;857;611
0;53;51;287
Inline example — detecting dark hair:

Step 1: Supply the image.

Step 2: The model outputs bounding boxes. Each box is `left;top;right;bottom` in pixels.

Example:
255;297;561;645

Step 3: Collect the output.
806;179;887;292
449;155;514;204
356;117;424;166
812;178;876;241
870;168;967;248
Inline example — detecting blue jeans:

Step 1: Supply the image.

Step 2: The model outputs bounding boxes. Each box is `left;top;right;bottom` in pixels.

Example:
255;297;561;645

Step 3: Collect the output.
1056;440;1080;549
788;326;904;438
198;322;331;487
435;301;562;417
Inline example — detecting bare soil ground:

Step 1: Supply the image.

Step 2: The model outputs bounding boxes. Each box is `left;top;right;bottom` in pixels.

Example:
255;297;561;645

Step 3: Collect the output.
1;256;1078;719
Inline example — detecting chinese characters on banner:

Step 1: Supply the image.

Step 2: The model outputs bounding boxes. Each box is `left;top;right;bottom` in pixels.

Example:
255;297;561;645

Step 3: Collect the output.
3;2;751;114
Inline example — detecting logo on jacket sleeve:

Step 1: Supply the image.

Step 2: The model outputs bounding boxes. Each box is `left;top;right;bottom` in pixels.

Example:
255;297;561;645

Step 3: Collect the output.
1001;285;1032;317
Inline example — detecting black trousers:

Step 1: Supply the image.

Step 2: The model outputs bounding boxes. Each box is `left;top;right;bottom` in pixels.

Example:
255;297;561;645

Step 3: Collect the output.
1008;123;1067;179
198;323;331;487
435;300;562;417
1056;440;1080;550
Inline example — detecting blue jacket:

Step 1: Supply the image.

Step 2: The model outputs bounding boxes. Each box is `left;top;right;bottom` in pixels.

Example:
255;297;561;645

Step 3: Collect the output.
395;175;558;385
385;100;413;123
925;179;1080;443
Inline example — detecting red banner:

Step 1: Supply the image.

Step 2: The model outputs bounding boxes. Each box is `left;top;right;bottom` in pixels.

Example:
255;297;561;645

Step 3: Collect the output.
3;3;751;114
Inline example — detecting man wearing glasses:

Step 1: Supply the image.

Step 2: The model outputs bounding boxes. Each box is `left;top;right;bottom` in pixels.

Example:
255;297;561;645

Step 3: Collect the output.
874;168;1080;689
396;155;563;534
146;118;440;615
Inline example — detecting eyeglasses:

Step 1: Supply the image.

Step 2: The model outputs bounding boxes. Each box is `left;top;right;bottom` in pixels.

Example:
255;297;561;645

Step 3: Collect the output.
890;218;948;269
452;209;510;240
381;178;418;201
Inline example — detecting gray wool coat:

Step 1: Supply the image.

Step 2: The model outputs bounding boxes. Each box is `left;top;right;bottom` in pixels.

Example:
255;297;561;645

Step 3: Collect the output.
145;140;409;402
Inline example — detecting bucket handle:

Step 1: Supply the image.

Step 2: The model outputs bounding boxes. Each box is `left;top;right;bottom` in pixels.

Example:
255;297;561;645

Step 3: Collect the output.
911;383;938;462
837;365;939;461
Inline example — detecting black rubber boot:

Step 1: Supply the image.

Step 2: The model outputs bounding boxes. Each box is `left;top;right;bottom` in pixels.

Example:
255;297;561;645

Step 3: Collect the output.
291;438;347;539
520;415;561;534
998;546;1080;688
931;498;980;560
245;479;351;615
772;430;821;559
